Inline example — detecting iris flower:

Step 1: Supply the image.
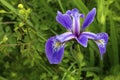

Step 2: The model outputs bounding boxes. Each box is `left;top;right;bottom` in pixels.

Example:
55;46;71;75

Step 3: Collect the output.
45;8;108;64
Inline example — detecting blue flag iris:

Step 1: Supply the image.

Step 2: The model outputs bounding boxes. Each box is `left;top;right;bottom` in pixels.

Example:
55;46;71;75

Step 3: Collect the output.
45;8;108;64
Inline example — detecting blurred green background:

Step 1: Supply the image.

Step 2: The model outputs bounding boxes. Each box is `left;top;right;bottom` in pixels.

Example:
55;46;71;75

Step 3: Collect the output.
0;0;120;80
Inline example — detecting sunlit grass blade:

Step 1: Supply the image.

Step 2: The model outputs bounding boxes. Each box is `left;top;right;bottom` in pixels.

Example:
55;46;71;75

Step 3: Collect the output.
72;0;88;13
73;0;89;13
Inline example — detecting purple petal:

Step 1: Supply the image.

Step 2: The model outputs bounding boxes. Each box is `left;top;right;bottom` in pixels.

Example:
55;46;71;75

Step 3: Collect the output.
71;8;82;36
66;10;72;15
76;32;97;47
56;32;75;43
66;8;84;36
82;8;96;30
95;33;108;57
81;32;98;40
56;11;72;30
79;32;108;57
76;35;88;47
66;8;84;18
45;37;65;64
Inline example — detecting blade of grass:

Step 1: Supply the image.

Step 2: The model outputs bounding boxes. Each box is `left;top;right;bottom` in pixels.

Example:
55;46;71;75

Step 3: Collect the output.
72;0;88;13
82;67;101;73
62;62;76;80
109;14;119;66
89;47;95;66
40;0;56;18
58;0;65;13
97;0;107;32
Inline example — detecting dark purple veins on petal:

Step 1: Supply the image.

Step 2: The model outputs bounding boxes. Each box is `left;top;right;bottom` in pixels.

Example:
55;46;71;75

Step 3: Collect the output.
82;8;96;30
45;37;65;64
56;11;72;30
95;33;108;58
76;35;88;47
45;8;108;64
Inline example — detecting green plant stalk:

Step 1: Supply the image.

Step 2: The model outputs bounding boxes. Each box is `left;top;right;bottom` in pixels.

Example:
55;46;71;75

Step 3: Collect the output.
40;0;55;18
62;62;76;80
109;15;119;66
82;67;101;73
58;0;65;13
97;0;106;32
100;58;103;76
35;59;54;76
73;0;88;13
70;44;82;79
89;47;95;66
30;28;46;41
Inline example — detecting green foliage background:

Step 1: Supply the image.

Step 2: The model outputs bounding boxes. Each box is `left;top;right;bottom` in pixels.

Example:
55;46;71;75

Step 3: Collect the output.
0;0;120;80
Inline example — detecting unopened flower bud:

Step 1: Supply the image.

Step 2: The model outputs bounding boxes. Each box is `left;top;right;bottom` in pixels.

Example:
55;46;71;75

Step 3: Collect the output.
18;4;24;9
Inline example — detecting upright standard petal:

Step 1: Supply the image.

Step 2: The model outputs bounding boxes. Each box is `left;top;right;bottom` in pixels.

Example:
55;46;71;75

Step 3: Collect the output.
70;8;81;36
45;37;65;64
66;8;84;18
56;11;72;30
82;8;96;30
56;32;75;43
95;33;108;57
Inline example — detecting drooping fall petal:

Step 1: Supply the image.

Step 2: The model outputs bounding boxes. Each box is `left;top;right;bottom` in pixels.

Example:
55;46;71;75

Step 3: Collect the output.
95;33;108;57
45;37;65;64
80;32;108;57
76;35;88;47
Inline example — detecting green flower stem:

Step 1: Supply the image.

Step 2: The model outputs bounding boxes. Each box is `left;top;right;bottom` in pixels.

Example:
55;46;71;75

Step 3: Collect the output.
70;43;83;79
30;28;46;41
62;62;76;80
89;47;95;66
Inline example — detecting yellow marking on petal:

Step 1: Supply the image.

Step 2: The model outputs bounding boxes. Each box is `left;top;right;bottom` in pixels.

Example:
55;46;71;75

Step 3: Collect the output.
99;40;104;45
96;39;105;47
54;41;61;48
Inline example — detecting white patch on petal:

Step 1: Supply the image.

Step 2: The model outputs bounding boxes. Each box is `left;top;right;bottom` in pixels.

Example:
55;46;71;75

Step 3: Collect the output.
52;39;64;53
96;39;105;48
